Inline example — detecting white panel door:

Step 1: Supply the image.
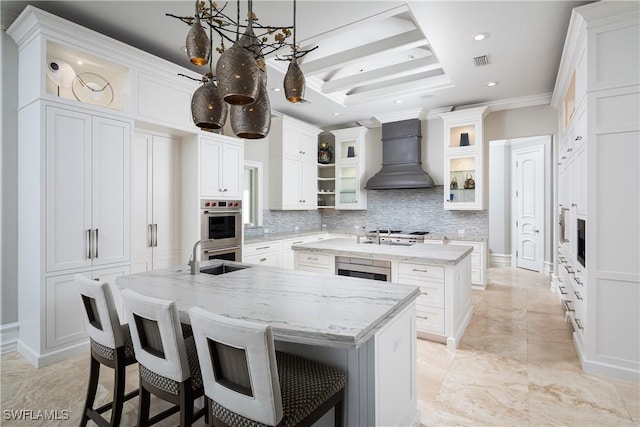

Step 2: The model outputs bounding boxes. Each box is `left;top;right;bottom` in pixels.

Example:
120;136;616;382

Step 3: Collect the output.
91;116;131;266
301;161;318;209
152;135;181;262
132;132;153;269
282;158;303;209
515;146;544;272
200;139;222;197
220;142;242;198
46;107;92;272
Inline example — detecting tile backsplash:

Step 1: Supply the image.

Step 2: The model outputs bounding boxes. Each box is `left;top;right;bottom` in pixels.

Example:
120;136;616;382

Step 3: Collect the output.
244;186;488;237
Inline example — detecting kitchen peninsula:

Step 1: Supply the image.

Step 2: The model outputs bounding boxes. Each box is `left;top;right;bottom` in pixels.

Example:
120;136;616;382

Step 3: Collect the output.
293;238;474;349
116;261;421;426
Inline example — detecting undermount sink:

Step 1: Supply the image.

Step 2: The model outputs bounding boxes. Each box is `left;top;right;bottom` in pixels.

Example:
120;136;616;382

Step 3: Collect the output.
200;263;249;275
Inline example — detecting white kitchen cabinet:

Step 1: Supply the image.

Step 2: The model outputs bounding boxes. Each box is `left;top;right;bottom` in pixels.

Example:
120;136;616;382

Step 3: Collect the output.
448;239;487;289
132;132;181;273
332;127;368;210
269;115;320;210
136;71;196;130
200;136;243;199
552;1;639;382
243;241;282;267
45;265;131;349
440;107;488;210
295;251;334;274
46;106;131;273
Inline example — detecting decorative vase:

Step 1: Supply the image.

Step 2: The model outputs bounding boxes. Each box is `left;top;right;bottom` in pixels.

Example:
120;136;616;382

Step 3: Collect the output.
459;133;470;146
464;173;475;189
347;146;355;157
318;143;333;164
450;176;458;189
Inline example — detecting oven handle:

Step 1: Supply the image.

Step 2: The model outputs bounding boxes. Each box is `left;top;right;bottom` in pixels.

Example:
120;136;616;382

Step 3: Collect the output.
202;246;241;255
202;210;242;215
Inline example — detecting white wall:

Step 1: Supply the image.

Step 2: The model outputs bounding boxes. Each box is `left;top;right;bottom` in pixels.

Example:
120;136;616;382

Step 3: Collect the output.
1;32;19;324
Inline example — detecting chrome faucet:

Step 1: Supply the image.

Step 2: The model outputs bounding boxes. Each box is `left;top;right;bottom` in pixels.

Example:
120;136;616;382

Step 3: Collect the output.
375;227;381;245
189;240;203;275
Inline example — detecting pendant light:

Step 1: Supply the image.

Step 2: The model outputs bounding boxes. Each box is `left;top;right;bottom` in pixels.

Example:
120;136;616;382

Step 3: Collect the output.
191;77;228;130
185;1;210;66
216;0;260;105
283;0;305;103
230;78;271;139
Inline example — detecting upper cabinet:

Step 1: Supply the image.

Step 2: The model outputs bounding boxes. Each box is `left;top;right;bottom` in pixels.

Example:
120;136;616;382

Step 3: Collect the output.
269;115;321;210
439;106;488;210
332;127;368;210
199;136;244;199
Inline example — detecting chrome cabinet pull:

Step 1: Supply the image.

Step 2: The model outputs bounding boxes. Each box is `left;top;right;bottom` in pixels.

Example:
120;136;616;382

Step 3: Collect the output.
292;241;304;245
307;257;318;261
148;224;153;247
152;224;158;247
256;246;271;250
259;257;267;262
412;268;429;273
94;229;99;259
87;229;92;259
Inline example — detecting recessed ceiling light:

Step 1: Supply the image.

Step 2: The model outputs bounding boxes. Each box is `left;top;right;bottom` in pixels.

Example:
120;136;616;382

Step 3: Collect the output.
333;112;340;116
473;33;488;41
487;81;498;87
76;60;83;65
394;99;403;104
272;87;281;92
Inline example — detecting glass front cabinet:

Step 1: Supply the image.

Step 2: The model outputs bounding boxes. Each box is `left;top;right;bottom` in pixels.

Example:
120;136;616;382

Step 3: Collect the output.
440;107;488;210
332;127;368;210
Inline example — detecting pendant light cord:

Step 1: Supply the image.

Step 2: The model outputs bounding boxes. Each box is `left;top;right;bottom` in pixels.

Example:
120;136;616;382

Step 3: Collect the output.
293;0;297;56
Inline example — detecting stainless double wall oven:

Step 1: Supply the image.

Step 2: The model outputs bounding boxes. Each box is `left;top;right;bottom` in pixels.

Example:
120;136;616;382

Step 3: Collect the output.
200;199;242;261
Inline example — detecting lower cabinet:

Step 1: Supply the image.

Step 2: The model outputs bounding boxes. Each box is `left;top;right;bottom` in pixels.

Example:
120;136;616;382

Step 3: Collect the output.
397;263;445;335
243;242;281;267
448;240;487;289
295;251;333;274
45;265;130;350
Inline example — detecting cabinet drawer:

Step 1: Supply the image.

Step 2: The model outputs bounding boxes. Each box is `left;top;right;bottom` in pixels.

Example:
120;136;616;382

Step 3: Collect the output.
244;242;281;256
398;262;444;281
416;308;444;334
416;284;444;309
297;252;330;266
298;264;332;274
243;252;280;267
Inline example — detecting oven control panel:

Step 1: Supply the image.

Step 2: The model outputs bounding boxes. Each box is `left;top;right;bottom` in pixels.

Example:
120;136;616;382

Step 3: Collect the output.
201;199;242;209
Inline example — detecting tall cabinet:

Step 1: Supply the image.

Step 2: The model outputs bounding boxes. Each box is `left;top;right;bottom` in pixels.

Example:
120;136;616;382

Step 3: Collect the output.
332;127;368;210
269;115;320;210
132;132;181;273
439;107;488;210
552;1;639;382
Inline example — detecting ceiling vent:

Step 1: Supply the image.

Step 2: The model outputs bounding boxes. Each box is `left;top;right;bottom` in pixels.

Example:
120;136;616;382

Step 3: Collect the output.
473;55;490;67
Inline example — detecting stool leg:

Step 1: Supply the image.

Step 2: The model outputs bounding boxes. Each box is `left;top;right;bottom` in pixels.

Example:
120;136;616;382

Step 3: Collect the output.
80;355;100;427
137;385;151;427
179;384;193;427
334;398;344;427
109;353;126;426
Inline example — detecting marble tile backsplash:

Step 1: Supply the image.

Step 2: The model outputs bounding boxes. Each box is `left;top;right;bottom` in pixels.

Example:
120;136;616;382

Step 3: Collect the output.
244;186;488;237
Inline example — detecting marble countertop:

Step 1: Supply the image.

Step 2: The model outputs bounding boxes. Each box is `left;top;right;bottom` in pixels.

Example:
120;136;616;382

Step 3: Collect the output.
116;261;420;350
292;238;473;265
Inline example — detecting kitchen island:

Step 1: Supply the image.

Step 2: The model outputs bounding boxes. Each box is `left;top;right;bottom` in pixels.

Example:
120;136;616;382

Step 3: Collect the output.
292;238;473;349
116;261;421;426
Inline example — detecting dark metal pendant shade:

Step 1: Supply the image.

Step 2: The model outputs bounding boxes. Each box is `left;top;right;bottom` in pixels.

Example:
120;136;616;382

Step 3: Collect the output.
230;78;271;139
191;80;228;130
284;58;305;103
185;15;211;66
216;41;261;105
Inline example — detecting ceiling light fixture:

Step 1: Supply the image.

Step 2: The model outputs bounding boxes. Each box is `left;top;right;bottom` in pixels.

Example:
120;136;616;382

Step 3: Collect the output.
168;0;317;138
487;81;498;87
473;33;488;41
394;99;403;104
333;112;340;116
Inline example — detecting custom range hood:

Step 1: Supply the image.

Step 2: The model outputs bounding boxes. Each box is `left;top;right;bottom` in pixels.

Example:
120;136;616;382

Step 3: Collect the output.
365;118;434;189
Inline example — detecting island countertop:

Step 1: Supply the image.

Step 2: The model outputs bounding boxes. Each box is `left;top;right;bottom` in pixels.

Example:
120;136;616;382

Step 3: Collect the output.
292;238;473;265
116;261;420;350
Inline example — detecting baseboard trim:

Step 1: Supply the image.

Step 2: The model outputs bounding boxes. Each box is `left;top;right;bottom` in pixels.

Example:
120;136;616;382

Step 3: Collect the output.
544;261;553;276
0;322;19;354
574;334;640;383
18;339;89;368
490;253;512;267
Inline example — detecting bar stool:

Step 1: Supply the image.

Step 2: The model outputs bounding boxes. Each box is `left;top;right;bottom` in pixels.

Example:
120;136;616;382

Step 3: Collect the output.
189;307;347;427
121;289;205;427
75;274;139;427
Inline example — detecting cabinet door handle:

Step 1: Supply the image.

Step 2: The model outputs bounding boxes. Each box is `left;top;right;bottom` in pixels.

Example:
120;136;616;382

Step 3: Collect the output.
574;291;583;301
412;268;428;273
558;285;567;295
574;277;583;286
87;229;92;259
148;224;153;247
292;241;304;245
256;246;271;250
575;318;584;330
307;257;318;261
563;300;575;312
154;224;159;247
259;257;267;262
94;229;99;259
